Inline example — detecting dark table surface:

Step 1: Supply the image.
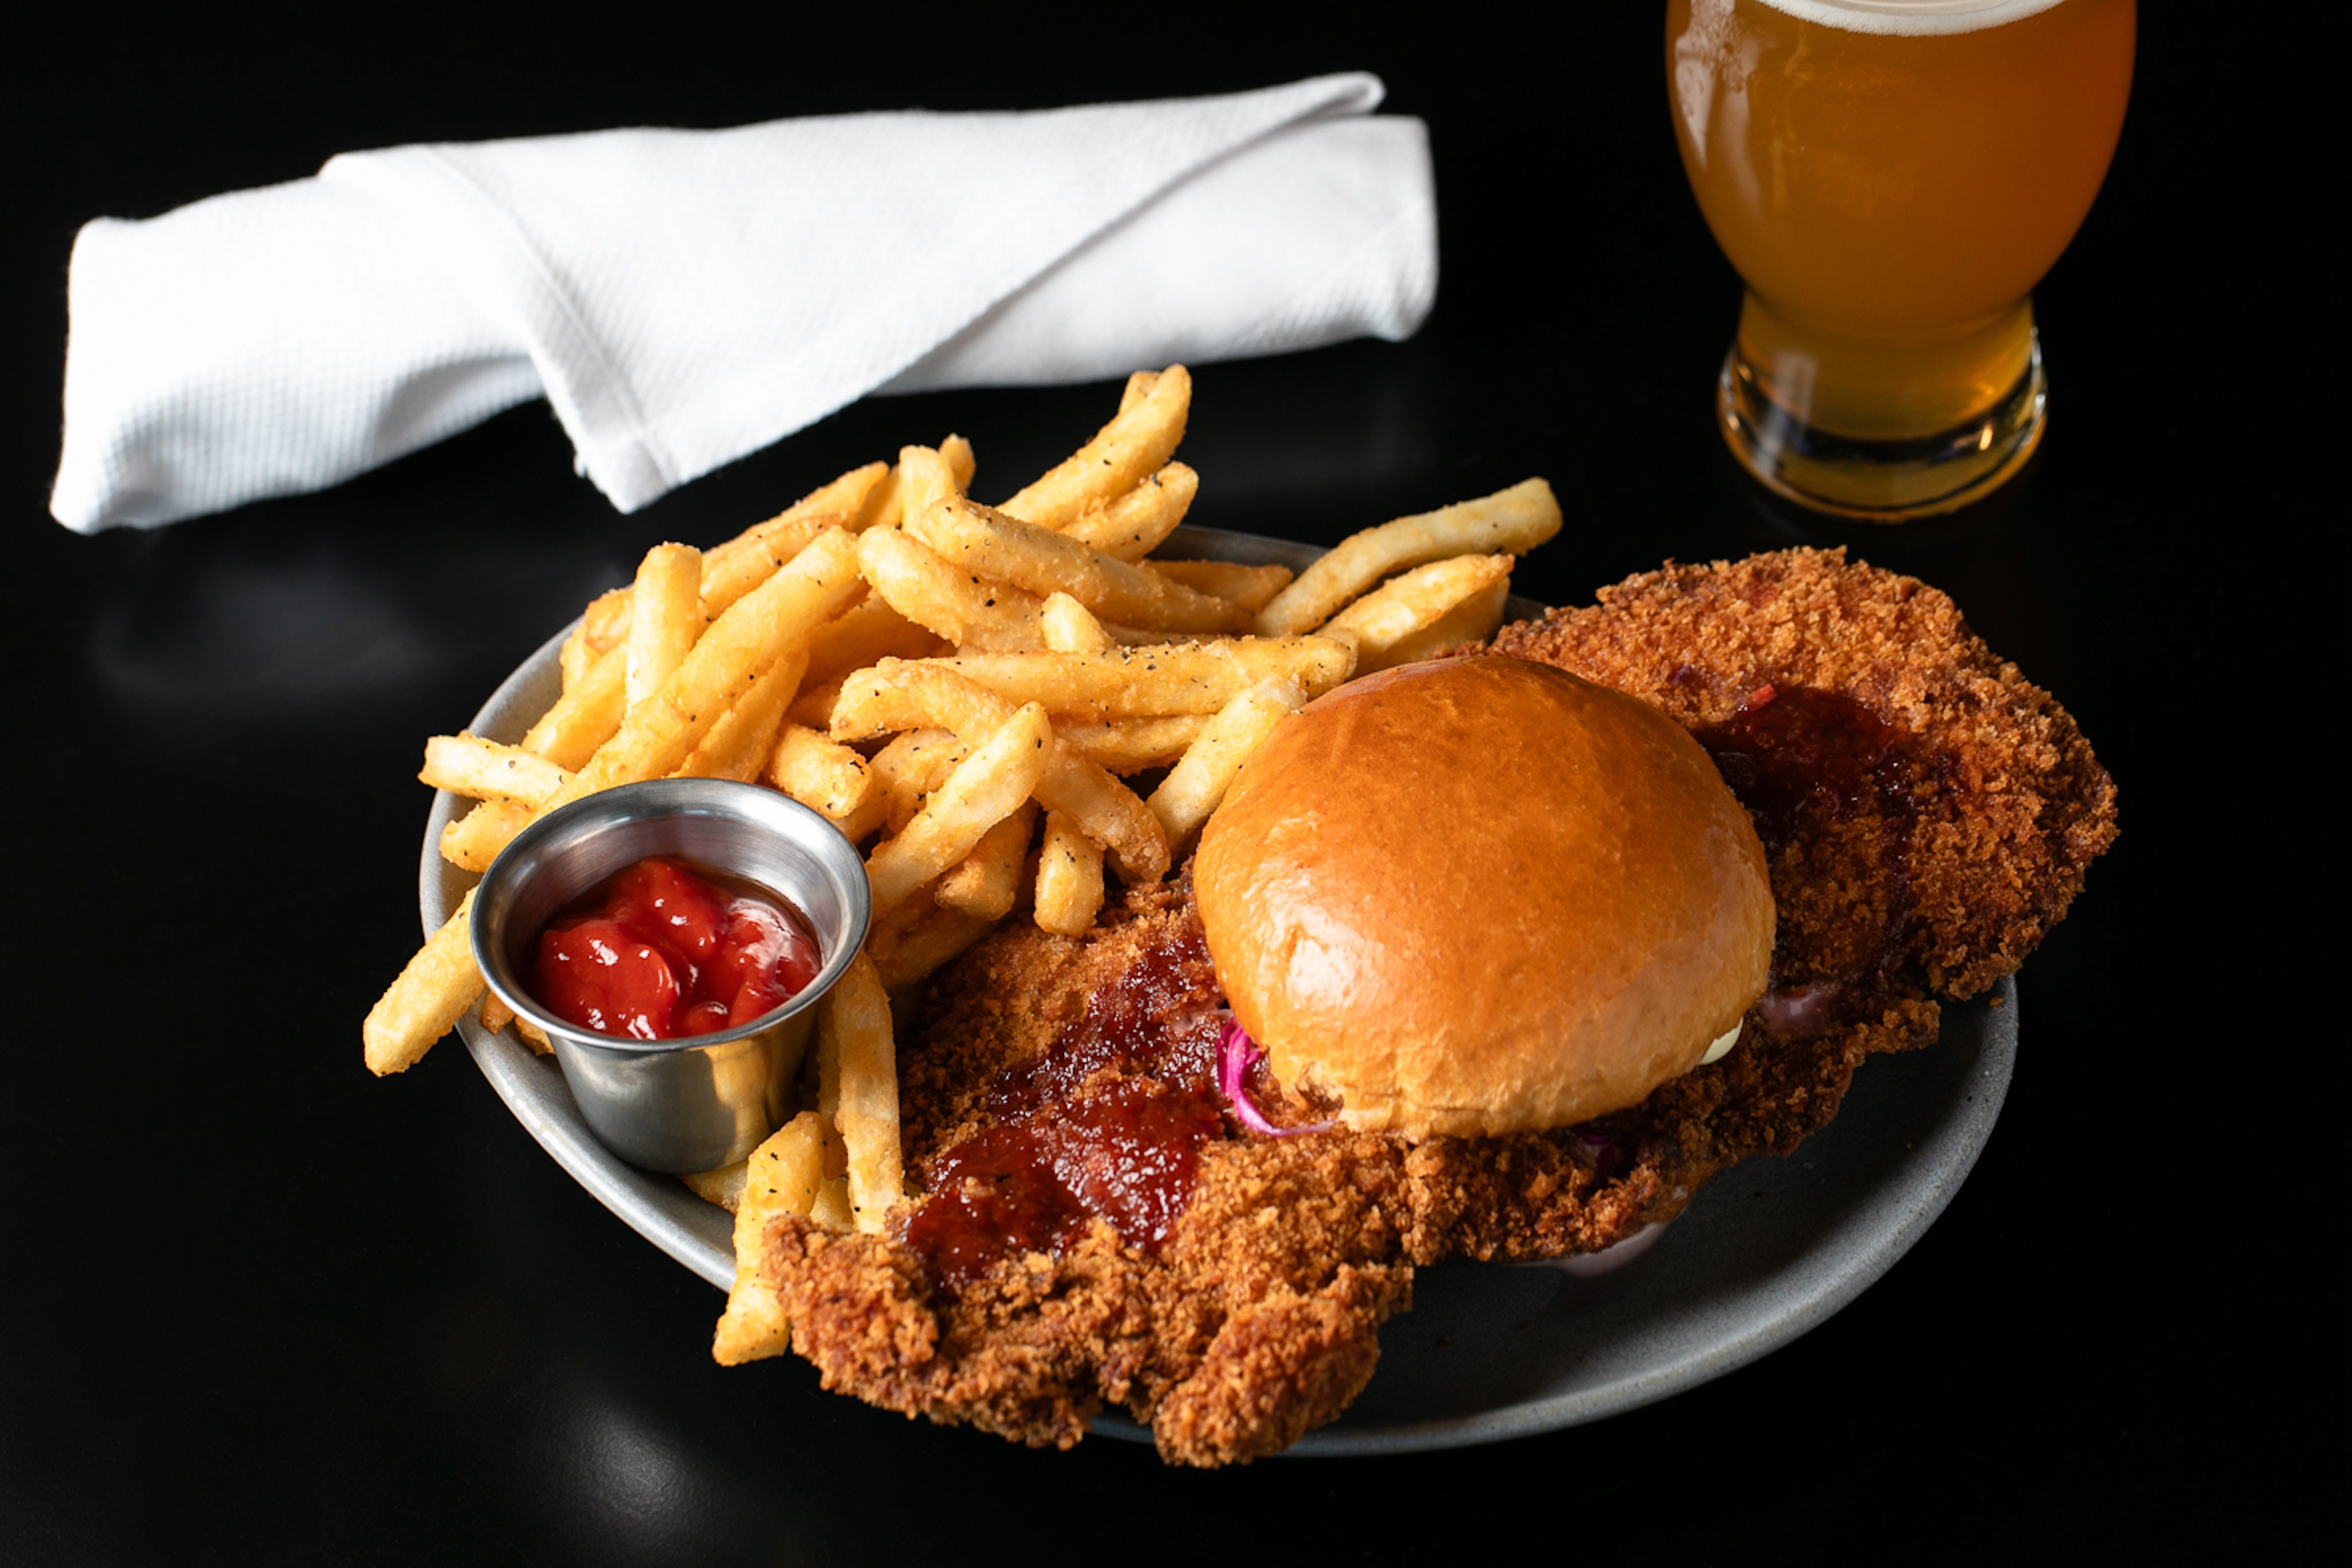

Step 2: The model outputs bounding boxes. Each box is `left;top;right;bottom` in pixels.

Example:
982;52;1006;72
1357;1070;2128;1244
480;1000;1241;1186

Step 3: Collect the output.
5;6;2330;1562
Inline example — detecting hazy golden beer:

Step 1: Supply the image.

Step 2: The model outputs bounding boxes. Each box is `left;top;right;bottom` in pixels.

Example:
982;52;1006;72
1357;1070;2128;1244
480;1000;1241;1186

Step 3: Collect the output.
1668;0;2134;516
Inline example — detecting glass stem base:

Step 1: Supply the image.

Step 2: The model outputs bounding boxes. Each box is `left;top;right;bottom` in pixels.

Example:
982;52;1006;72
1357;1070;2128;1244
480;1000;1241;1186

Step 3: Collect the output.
1716;328;2048;522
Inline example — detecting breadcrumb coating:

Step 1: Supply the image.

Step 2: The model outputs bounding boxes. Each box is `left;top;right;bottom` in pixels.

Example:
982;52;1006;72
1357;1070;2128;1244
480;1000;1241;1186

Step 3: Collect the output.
744;547;2116;1462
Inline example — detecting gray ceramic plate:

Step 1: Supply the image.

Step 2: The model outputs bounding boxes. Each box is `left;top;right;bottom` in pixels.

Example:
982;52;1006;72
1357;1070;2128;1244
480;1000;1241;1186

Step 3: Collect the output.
423;525;2015;1456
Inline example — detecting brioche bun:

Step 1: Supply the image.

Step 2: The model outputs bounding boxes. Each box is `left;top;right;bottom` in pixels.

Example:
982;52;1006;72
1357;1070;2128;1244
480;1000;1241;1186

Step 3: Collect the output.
1194;655;1773;1140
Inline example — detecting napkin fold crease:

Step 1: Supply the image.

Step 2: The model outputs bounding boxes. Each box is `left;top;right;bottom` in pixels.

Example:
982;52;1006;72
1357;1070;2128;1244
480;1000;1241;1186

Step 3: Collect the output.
52;73;1437;532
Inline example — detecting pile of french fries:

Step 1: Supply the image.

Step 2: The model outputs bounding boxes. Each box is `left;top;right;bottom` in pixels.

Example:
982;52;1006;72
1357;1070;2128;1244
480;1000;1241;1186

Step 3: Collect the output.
360;365;1560;1361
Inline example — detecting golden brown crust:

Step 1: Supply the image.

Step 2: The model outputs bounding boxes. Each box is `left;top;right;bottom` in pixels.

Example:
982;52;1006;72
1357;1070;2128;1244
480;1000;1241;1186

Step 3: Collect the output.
1196;656;1774;1138
1491;547;2117;1003
746;546;2117;1461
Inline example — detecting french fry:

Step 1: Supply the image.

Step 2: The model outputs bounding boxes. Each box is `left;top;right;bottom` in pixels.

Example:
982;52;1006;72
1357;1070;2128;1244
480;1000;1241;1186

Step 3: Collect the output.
534;528;862;817
897;443;967;524
822;951;903;1236
1145;558;1293;613
679;1159;748;1214
363;889;482;1076
1035;810;1105;936
829;665;1170;881
767;723;879;824
1380;572;1512;669
1039;592;1118;653
867;727;972;837
521;644;626;770
937;799;1036;920
440;799;533;873
1318;553;1515;675
675;649;807;783
1063;462;1198;561
871;899;999;992
514;1015;551;1055
997;365;1190;531
560;619;597;691
1118;369;1159;413
1253;478;1562;636
863;703;1054;919
420;733;572;805
839;640;1353;725
810;1178;855;1232
481;991;515;1033
625;543;706;708
581;463;887;653
854;435;976;534
856;522;1047;652
1146;680;1306;860
804;594;951;690
711;1111;825;1365
1050;714;1210;775
910;496;1249;635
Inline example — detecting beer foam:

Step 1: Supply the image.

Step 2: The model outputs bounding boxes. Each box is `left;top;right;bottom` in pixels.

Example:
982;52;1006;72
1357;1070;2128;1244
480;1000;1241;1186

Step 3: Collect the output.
1747;0;2071;36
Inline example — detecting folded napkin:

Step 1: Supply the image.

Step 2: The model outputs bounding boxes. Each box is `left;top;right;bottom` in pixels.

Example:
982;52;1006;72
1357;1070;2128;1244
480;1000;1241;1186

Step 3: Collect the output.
52;73;1436;532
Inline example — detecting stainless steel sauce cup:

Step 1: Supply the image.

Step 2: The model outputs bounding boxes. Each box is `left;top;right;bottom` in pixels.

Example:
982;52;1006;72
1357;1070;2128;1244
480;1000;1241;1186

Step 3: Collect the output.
469;778;871;1173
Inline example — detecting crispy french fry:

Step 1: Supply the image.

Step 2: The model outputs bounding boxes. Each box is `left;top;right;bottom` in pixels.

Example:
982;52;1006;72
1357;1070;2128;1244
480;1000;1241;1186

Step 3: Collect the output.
1118;369;1159;413
1035;810;1105;936
840;640;1353;725
625;543;706;708
810;1178;855;1232
363;889;482;1075
514;1015;552;1055
583;462;887;652
804;594;951;690
871;898;1000;991
440;799;533;873
766;723;878;822
1051;714;1210;775
535;529;862;816
857;522;1047;652
1318;553;1515;675
898;444;966;524
679;1159;748;1213
560;620;596;691
910;496;1248;635
855;436;976;534
822;951;902;1236
420;733;572;805
1378;572;1512;669
1147;679;1305;860
937;799;1035;920
830;665;1170;881
1145;558;1294;613
1062;462;1198;561
481;991;515;1033
864;703;1053;918
675;650;806;783
1039;592;1117;653
1255;478;1561;635
997;365;1190;531
522;644;626;770
711;1111;825;1365
868;729;968;837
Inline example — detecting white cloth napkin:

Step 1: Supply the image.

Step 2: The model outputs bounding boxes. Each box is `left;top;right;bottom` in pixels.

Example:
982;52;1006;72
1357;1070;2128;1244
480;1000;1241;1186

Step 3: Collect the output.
52;73;1436;532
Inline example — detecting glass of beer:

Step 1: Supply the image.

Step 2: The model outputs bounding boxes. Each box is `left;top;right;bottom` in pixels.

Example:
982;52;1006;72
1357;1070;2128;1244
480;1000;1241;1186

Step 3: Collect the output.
1668;0;2134;519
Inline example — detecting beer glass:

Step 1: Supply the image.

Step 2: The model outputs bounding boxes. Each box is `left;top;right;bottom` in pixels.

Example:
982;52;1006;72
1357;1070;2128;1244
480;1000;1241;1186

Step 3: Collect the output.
1668;0;2134;519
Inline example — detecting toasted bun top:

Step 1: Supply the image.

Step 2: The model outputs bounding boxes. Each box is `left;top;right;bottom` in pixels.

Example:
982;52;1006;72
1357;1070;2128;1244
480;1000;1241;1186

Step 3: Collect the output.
1194;655;1773;1139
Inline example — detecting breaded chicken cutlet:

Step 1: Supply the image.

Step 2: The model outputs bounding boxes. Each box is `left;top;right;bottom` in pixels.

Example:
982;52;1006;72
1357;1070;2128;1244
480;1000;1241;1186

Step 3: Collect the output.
748;547;2117;1464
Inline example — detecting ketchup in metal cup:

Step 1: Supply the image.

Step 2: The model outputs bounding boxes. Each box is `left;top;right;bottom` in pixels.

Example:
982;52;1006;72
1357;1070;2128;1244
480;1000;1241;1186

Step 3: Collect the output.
529;857;821;1041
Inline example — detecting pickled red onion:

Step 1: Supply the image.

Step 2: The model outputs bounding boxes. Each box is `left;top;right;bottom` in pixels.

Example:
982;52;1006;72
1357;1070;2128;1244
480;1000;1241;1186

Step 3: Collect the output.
1216;1019;1334;1138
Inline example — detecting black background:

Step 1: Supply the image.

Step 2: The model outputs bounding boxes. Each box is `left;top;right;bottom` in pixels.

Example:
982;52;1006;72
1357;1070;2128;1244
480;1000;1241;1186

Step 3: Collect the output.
4;5;2331;1561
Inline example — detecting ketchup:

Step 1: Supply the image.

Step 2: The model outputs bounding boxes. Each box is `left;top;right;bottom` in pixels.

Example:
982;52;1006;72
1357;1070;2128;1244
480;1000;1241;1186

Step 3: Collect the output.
529;857;821;1040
